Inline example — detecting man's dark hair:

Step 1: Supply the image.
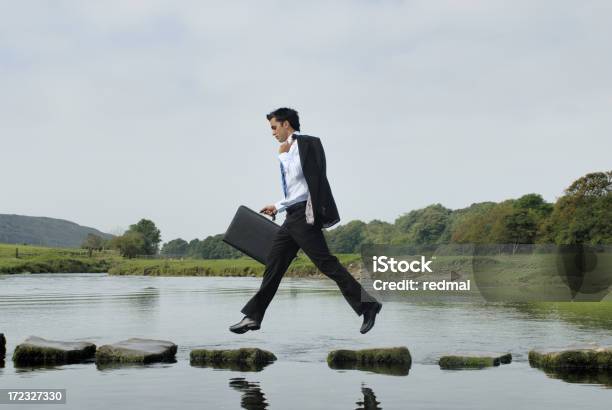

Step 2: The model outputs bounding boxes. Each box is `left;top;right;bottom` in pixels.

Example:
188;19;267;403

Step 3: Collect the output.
266;107;300;131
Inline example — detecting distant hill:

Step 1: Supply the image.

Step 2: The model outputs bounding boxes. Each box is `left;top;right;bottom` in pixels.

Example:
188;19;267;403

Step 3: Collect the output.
0;214;113;248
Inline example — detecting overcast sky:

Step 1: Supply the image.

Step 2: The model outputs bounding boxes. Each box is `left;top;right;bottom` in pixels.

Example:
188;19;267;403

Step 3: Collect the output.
1;0;611;243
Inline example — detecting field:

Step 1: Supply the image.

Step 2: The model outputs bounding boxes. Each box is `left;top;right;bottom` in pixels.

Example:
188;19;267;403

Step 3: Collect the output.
0;243;119;274
0;243;361;277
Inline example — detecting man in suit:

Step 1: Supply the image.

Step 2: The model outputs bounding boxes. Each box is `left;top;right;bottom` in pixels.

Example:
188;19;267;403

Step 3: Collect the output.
229;107;382;334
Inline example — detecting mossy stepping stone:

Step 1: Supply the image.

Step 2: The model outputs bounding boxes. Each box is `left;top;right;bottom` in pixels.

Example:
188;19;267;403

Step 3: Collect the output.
12;336;96;367
439;352;512;369
529;345;612;370
327;347;412;375
96;338;177;364
190;348;276;371
328;347;412;365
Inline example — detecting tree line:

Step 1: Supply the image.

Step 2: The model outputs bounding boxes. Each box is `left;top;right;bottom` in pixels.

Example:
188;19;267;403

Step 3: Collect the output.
83;171;611;258
81;219;162;259
325;171;611;253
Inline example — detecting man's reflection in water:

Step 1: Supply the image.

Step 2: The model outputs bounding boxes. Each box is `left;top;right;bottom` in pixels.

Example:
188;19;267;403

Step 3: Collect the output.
229;377;268;409
356;384;382;410
228;378;383;409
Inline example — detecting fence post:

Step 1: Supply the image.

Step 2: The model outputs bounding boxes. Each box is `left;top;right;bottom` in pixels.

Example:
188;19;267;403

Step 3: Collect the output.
16;248;19;259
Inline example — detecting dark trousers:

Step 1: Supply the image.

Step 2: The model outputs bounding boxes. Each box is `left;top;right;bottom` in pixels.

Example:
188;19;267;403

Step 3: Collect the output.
241;201;378;323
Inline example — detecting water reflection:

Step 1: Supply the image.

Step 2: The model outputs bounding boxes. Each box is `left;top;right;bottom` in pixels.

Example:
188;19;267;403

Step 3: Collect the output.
229;377;268;409
95;359;177;371
356;384;382;410
540;369;612;388
127;287;160;310
328;362;410;376
191;362;271;372
13;364;64;374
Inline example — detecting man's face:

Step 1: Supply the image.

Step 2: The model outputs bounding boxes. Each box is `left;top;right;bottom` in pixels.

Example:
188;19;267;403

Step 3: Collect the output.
269;117;291;143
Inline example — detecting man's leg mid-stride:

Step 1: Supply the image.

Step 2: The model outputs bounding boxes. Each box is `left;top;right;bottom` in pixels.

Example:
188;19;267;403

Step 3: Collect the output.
230;204;382;334
287;212;381;319
238;225;299;324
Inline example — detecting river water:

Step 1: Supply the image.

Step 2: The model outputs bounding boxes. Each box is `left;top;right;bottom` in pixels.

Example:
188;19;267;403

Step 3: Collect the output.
0;273;611;409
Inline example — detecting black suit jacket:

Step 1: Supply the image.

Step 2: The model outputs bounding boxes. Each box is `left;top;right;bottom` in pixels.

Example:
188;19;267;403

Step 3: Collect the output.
293;134;340;229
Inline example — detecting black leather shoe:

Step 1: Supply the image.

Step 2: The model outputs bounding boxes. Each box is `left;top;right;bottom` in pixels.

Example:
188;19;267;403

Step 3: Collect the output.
229;316;261;334
360;302;382;334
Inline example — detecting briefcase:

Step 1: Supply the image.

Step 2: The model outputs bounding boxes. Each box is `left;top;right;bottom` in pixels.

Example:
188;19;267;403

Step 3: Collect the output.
223;205;280;265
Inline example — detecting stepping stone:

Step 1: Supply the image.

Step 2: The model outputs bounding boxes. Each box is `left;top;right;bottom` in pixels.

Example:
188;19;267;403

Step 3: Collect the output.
328;347;412;366
327;347;411;375
96;338;177;365
190;348;276;371
439;352;512;369
529;345;612;370
12;336;96;367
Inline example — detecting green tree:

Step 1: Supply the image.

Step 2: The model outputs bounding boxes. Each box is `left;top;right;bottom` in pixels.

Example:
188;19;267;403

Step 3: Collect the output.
515;193;553;216
362;220;395;245
503;209;538;243
81;233;104;251
186;238;201;258
129;219;161;255
197;234;242;259
565;171;612;198
440;202;495;243
491;194;554;250
393;204;452;245
161;238;189;256
451;202;510;244
326;220;366;253
111;231;145;258
183;236;242;259
541;171;612;244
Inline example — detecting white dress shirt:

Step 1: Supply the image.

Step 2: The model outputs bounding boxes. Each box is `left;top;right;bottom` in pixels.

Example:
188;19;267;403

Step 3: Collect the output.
274;133;310;213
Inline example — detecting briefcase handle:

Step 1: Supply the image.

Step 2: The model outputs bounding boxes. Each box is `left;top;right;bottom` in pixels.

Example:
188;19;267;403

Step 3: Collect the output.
259;210;276;222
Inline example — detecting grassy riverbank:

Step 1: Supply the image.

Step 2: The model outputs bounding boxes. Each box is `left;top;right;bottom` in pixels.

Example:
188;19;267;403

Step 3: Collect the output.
1;243;610;292
107;253;363;277
0;243;119;274
0;243;362;277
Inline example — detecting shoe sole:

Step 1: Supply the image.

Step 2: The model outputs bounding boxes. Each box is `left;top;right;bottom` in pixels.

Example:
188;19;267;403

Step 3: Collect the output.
360;303;382;334
229;324;261;334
